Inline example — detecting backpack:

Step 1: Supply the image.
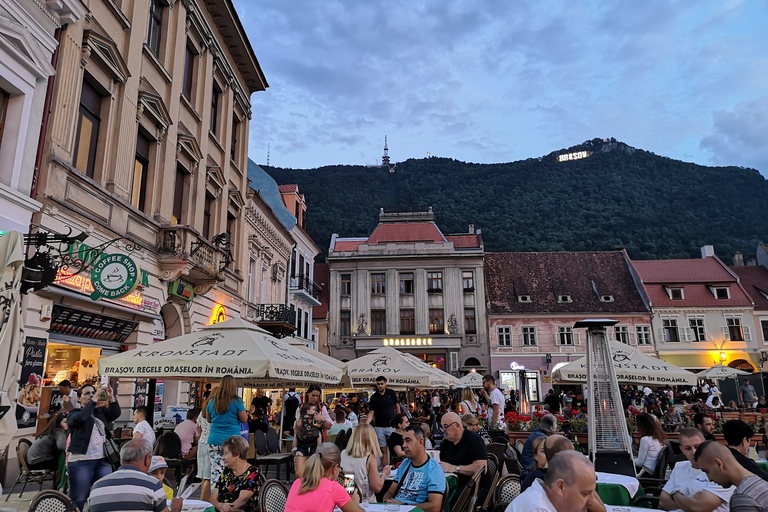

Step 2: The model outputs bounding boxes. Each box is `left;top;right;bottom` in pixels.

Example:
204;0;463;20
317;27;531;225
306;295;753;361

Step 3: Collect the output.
283;394;300;425
297;414;319;444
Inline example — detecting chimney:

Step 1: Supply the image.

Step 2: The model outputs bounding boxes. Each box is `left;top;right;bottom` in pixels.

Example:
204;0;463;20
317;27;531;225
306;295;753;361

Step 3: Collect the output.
468;224;475;234
701;245;715;259
732;252;744;267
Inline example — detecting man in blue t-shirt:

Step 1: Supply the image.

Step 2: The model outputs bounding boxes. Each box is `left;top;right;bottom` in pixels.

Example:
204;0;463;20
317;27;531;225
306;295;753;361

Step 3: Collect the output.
383;424;445;512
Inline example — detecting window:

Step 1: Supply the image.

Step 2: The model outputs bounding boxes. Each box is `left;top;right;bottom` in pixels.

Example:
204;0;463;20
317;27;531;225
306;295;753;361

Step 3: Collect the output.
713;287;730;299
614;325;629;344
147;0;163;57
689;317;706;342
464;309;476;334
182;44;195;101
296;306;302;336
370;273;386;294
231;117;240;161
371;310;386;335
202;192;214;239
726;316;744;342
427;271;443;292
662;317;679;342
762;320;768;343
227;213;236;259
73;80;102;178
210;85;220;135
399;272;414;294
0;89;8;149
339;310;350;337
668;287;684;300
247;257;257;303
558;294;572;303
340;274;351;295
172;165;186;224
497;326;511;347
518;295;531;303
601;295;614;302
462;271;474;291
636;325;651;346
400;310;415;335
557;326;573;345
132;132;150;211
522;326;537;346
429;309;444;334
304;311;309;339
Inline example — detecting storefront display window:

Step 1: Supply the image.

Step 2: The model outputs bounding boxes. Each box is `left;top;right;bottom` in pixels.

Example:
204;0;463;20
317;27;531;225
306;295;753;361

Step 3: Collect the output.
499;370;541;403
43;343;107;388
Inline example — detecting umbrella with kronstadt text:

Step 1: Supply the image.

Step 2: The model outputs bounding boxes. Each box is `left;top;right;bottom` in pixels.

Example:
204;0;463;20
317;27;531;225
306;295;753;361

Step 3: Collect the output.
379;348;460;388
97;318;343;387
346;346;458;388
701;364;750;380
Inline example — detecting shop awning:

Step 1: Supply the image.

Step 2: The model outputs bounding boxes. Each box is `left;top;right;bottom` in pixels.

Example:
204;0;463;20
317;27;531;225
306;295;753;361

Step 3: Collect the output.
551;340;698;386
98;318;343;386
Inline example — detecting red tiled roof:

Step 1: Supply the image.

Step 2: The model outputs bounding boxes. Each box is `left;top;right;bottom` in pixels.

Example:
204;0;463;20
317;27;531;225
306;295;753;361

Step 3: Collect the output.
730;266;768;310
368;222;446;244
446;234;481;248
632;258;733;283
633;258;752;308
277;184;298;194
484;251;648;314
332;239;367;251
312;263;329;319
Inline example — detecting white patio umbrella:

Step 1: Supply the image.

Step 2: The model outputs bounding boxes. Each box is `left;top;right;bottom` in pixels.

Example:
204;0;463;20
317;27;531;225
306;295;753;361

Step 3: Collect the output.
701;364;750;380
552;340;698;385
98;317;343;387
387;349;460;388
346;346;456;388
0;231;25;451
458;371;484;389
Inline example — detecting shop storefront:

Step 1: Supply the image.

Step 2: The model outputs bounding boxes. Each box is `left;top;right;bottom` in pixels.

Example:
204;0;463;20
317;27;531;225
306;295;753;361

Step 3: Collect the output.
659;351;761;373
491;354;584;402
355;336;461;374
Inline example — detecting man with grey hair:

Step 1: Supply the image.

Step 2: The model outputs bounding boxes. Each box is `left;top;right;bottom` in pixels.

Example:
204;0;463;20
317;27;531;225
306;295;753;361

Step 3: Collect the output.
439;411;488;505
521;413;558;471
86;439;183;512
507;451;598;512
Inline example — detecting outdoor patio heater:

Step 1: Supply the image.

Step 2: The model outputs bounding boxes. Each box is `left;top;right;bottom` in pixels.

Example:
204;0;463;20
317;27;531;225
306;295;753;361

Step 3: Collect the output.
573;319;635;477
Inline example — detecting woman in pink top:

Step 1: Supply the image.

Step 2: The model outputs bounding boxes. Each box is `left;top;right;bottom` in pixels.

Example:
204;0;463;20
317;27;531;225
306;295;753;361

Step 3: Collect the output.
285;442;365;512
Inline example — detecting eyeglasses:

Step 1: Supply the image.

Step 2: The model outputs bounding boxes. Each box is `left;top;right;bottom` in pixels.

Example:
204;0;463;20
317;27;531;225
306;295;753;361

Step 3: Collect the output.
441;421;459;430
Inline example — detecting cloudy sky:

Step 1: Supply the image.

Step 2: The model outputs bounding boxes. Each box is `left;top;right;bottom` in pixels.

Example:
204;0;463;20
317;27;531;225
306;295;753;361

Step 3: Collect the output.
233;1;768;173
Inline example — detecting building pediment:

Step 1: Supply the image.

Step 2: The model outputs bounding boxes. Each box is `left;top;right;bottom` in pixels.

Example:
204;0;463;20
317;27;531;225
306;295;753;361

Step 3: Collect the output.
138;89;172;132
82;30;129;83
228;186;244;211
0;17;55;80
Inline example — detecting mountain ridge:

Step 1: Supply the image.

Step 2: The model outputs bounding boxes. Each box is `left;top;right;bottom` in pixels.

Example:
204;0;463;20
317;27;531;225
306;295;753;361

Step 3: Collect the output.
256;138;768;262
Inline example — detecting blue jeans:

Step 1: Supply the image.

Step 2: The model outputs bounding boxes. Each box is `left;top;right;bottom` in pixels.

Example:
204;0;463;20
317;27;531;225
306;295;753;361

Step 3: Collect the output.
68;458;113;511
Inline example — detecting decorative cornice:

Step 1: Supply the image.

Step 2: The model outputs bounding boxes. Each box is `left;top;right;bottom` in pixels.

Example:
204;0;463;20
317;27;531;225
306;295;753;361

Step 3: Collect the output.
82;30;129;83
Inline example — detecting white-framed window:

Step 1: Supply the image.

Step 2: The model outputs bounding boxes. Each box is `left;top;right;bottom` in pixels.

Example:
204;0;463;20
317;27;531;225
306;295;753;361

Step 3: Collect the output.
522;326;537;346
600;294;614;302
724;315;749;342
557;326;573;345
760;318;768;343
662;317;679;342
518;295;531;303
558;294;572;303
497;326;512;347
688;316;706;342
614;325;630;344
711;286;730;299
636;325;651;345
667;287;684;300
247;256;257;303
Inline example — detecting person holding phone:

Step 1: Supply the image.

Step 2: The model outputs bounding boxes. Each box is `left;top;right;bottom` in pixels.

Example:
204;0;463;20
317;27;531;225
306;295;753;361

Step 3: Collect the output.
66;383;121;512
341;423;392;501
285;442;365;512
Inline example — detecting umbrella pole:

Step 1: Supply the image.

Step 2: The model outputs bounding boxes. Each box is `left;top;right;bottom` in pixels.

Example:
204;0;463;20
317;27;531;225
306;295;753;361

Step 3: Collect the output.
278;387;286;452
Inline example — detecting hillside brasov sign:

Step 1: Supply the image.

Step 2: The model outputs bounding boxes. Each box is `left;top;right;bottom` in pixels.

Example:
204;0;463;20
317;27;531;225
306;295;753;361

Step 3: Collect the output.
558;151;590;162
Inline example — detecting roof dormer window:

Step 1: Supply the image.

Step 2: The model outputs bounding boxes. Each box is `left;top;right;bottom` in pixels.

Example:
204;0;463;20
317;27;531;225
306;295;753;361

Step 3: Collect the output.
518;295;531;303
558;294;572;303
667;287;684;300
711;286;730;300
600;294;614;302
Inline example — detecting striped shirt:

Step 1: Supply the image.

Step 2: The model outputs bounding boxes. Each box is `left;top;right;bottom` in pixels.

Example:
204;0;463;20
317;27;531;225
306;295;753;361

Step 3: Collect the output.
85;465;167;512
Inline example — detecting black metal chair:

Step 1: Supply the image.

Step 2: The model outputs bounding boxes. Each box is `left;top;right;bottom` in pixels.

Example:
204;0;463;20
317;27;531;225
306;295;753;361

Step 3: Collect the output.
258;479;289;512
5;439;57;500
253;430;268;456
155;431;194;481
637;443;669;489
252;430;292;481
265;428;279;454
491;474;522;512
452;467;484;512
491;436;509;445
27;490;79;512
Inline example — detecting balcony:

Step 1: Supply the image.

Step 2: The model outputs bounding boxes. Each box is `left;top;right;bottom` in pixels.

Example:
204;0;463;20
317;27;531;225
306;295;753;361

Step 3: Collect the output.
157;226;231;294
245;302;296;338
289;273;322;306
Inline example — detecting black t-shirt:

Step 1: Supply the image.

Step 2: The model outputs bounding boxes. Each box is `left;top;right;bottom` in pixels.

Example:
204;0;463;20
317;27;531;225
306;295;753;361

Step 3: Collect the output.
439;429;488;486
388;431;405;466
250;396;272;414
369;388;398;428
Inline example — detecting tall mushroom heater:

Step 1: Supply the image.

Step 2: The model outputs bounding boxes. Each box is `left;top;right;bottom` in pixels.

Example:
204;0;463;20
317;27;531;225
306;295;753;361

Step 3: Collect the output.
574;319;635;477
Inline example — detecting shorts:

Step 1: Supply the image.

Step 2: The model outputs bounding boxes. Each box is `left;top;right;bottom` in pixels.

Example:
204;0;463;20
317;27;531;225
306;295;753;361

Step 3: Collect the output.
197;442;211;479
374;426;395;448
209;444;224;485
295;443;318;457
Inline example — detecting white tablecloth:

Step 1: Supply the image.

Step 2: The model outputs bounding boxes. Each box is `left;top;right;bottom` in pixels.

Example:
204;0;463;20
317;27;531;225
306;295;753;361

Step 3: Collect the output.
360;504;416;512
596;471;640;497
606;506;662;512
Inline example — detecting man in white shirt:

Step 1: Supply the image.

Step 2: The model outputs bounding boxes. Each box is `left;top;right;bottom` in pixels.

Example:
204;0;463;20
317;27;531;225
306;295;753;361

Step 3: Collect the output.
507;450;598;512
642;386;652;397
58;380;80;411
133;406;156;447
481;375;505;430
660;428;734;512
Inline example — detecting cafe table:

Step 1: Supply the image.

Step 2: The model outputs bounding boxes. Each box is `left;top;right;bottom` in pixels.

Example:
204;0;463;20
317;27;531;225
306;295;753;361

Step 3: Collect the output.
380;471;457;512
595;472;644;506
606;506;663;512
168;499;214;512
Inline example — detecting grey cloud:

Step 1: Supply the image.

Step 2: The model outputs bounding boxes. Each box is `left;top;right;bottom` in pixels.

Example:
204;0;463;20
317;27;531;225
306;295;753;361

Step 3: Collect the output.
700;96;768;174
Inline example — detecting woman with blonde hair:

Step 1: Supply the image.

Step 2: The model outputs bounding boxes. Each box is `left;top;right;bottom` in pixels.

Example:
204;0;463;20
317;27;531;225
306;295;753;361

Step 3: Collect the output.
461;413;492;444
206;376;247;486
340;423;392;501
458;388;478;415
285;442;365;512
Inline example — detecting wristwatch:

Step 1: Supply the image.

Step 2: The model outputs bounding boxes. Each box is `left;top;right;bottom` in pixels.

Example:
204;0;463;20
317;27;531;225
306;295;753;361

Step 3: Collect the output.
455;465;460;473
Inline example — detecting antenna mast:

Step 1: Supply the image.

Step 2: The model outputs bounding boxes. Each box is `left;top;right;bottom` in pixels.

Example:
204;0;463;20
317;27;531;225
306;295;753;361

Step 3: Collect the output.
266;143;270;166
382;136;390;168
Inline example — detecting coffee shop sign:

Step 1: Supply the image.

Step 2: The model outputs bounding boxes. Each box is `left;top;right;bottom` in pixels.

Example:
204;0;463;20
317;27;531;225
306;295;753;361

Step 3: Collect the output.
509;361;526;370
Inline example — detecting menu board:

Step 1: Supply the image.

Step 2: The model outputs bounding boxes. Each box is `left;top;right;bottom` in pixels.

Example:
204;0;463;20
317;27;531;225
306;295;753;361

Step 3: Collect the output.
49;305;138;343
16;337;48;428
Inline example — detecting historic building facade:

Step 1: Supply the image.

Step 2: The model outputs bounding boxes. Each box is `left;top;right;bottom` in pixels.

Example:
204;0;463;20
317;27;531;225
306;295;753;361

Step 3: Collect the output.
327;209;488;372
17;0;266;431
485;250;652;399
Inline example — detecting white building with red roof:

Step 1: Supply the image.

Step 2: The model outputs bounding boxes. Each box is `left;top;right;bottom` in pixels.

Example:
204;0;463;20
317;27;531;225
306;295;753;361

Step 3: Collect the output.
632;246;761;372
327;208;488;374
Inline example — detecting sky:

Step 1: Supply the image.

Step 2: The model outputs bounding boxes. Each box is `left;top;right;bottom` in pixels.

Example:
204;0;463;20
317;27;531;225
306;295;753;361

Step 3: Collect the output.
233;0;768;174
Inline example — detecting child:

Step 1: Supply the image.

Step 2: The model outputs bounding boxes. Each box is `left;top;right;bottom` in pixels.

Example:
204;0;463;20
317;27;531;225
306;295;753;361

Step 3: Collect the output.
292;403;321;476
148;456;174;500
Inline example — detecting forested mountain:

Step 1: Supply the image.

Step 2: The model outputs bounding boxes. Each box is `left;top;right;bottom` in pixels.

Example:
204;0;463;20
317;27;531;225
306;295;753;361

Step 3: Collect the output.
260;138;768;262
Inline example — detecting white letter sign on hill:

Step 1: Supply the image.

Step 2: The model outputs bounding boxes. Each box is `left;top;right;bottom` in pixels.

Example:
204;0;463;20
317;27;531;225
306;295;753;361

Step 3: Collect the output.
558;151;590;162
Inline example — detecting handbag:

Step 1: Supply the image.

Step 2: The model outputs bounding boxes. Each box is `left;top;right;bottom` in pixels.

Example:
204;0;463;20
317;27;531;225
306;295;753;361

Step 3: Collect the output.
96;420;121;466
